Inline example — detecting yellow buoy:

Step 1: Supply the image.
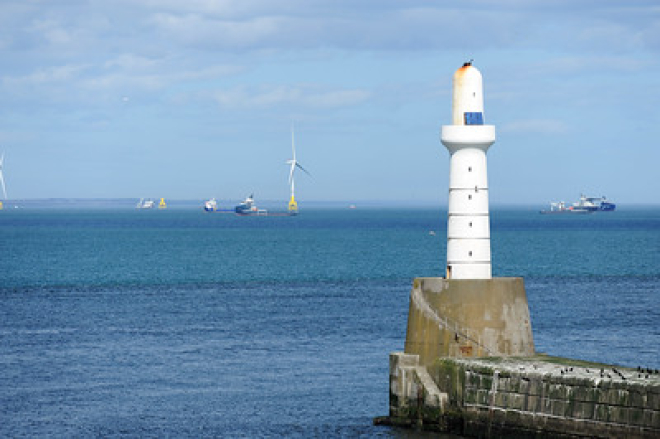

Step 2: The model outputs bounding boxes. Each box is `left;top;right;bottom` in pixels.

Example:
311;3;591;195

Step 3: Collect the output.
158;198;167;209
0;200;3;210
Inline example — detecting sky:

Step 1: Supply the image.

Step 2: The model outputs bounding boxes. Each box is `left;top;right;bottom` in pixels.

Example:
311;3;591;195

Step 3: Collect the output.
1;0;660;205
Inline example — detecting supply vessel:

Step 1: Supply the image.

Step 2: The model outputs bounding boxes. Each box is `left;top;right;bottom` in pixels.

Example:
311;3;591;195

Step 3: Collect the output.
540;195;616;214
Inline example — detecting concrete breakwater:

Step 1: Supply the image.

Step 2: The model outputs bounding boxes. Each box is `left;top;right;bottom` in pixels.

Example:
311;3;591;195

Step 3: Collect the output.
376;277;660;437
384;353;660;437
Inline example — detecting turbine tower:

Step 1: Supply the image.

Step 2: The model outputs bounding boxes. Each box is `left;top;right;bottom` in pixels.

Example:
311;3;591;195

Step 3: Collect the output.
0;152;7;200
285;125;310;213
440;61;496;279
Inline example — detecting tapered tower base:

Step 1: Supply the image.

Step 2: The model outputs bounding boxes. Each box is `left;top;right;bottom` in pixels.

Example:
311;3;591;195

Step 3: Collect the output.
404;277;535;366
288;195;298;213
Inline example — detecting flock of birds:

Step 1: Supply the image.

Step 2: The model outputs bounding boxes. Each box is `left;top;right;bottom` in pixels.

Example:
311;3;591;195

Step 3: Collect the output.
520;363;660;382
556;365;659;381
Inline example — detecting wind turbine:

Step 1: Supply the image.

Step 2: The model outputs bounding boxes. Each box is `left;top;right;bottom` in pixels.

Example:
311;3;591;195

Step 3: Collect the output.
285;125;310;213
0;152;7;200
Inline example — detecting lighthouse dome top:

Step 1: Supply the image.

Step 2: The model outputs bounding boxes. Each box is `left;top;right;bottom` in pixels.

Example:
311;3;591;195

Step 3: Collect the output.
455;62;482;81
452;63;485;126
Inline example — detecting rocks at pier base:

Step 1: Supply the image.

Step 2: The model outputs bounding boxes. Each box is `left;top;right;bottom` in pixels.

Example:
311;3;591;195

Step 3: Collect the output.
387;353;660;438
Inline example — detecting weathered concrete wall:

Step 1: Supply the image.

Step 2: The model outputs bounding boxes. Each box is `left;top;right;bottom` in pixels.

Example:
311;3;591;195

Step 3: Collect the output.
382;276;660;436
387;352;448;429
387;353;660;438
404;278;535;366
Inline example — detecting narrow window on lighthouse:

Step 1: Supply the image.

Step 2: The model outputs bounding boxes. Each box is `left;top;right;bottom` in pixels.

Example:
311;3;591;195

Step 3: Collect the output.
468;166;472;172
468;251;473;257
468;195;472;200
469;222;473;228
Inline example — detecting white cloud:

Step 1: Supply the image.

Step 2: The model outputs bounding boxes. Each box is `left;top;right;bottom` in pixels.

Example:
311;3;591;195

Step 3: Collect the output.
81;72;167;92
104;54;162;71
5;0;660;57
144;6;525;52
150;12;285;49
2;54;245;104
124;0;273;18
501;119;569;135
212;84;370;109
25;14;111;53
2;64;89;87
640;18;660;51
134;1;660;54
29;19;75;46
528;55;650;78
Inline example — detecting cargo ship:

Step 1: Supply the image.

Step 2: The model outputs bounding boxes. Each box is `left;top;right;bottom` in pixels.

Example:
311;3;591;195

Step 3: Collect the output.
540;195;616;214
234;194;267;216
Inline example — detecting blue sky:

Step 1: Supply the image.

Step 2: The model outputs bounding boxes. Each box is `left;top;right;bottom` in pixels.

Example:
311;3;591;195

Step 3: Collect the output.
1;0;659;205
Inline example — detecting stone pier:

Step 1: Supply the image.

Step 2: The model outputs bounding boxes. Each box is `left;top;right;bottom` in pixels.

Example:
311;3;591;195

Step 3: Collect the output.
377;277;660;437
385;353;660;437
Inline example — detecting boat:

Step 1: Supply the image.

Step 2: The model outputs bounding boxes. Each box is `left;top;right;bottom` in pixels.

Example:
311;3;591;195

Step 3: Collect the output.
235;194;267;216
539;201;589;214
136;198;155;209
571;194;616;212
204;198;218;212
594;196;616;211
540;195;616;214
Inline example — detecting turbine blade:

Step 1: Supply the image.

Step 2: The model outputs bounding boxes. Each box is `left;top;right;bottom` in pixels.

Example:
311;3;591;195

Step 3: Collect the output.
0;153;6;199
0;174;6;199
291;124;296;161
296;162;311;176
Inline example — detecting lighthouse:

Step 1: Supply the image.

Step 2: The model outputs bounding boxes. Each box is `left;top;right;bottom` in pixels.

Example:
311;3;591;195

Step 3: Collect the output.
390;62;534;416
441;61;495;279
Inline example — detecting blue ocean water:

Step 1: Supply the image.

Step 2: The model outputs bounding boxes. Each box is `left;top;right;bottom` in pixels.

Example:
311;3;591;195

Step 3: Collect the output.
1;207;659;437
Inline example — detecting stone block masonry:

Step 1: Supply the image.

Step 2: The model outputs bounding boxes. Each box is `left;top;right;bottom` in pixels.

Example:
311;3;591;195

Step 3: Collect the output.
385;353;660;438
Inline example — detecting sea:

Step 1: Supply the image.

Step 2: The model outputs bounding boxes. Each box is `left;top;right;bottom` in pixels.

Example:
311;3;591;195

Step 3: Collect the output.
1;205;659;437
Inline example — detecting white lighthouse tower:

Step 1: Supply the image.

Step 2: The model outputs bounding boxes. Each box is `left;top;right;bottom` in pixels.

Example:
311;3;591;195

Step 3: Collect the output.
441;62;495;279
392;61;533;386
